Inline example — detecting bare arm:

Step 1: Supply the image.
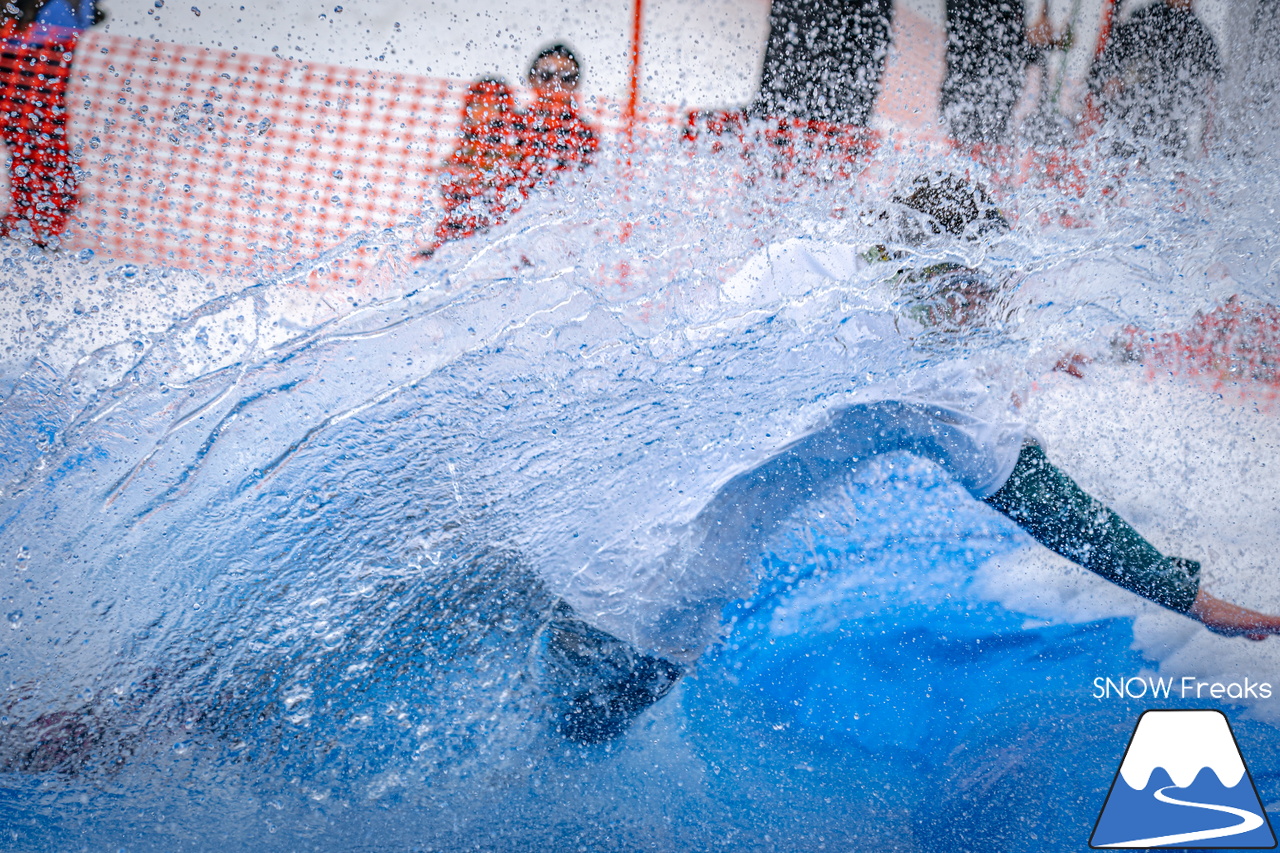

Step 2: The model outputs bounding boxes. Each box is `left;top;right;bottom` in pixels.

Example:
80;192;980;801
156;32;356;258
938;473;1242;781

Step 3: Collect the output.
1189;590;1280;641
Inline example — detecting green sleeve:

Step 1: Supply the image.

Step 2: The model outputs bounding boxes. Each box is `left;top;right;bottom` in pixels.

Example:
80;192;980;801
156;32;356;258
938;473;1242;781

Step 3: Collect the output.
983;444;1201;614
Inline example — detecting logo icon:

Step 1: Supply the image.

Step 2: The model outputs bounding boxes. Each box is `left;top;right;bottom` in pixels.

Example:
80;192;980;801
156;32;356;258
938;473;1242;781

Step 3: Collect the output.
1091;709;1276;848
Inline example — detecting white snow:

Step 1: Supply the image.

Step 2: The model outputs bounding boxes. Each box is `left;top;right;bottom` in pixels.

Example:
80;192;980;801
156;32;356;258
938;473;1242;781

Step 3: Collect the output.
1118;710;1246;790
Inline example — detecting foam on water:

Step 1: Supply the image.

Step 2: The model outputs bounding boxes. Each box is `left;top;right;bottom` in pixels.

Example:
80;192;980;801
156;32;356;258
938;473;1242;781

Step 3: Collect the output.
1;136;1279;851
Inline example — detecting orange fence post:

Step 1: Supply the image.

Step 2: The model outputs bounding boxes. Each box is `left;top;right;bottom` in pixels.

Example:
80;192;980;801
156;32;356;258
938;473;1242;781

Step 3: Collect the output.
1092;0;1117;59
625;0;643;152
613;0;644;288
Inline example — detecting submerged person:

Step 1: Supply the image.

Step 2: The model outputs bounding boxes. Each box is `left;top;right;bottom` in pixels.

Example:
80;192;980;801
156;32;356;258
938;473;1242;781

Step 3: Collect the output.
541;176;1280;745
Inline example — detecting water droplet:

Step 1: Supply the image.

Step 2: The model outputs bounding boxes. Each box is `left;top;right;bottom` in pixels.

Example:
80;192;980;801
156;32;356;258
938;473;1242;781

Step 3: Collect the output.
77;248;94;262
154;0;164;6
190;5;200;15
6;611;22;626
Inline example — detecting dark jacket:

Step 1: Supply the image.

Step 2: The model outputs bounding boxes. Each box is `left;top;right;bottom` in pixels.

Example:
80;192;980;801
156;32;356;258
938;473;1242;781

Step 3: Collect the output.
940;0;1040;144
1090;2;1222;154
751;0;894;127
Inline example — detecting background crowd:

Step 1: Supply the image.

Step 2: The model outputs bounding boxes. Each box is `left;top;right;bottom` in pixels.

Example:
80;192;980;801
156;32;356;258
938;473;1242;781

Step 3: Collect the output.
0;0;1227;252
426;0;1223;256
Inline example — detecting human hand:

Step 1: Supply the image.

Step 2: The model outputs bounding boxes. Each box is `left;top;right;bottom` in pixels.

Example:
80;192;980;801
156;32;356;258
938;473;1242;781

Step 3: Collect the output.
1189;590;1280;641
1053;351;1090;379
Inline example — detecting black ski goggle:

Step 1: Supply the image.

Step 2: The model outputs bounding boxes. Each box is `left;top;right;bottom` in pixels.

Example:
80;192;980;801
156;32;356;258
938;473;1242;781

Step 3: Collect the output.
531;68;578;87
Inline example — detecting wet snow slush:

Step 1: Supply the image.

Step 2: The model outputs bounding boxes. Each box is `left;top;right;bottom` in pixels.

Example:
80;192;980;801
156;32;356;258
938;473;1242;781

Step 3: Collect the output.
4;71;1280;853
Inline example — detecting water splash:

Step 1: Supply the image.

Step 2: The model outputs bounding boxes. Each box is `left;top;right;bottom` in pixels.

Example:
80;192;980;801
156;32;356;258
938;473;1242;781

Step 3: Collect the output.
1;136;1279;851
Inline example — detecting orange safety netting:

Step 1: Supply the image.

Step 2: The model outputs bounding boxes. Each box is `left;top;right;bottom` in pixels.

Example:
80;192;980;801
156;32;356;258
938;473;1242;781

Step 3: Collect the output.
59;33;461;276
31;34;896;282
45;33;697;282
25;33;1074;279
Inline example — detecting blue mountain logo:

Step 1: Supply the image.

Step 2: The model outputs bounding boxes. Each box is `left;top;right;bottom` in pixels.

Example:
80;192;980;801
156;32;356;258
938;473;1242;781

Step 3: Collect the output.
1091;709;1276;848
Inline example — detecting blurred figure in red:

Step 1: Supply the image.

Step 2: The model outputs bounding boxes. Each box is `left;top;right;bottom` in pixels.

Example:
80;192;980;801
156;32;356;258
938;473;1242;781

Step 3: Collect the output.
417;46;598;260
420;77;526;257
521;44;597;188
0;0;102;245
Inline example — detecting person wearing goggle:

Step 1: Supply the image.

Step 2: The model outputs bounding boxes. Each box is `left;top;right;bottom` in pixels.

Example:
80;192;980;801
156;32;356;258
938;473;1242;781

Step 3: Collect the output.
539;174;1280;746
521;44;597;186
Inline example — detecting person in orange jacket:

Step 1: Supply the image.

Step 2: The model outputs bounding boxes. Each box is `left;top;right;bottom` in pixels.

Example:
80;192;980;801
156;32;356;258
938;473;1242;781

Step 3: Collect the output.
520;44;598;189
420;77;527;258
0;0;102;244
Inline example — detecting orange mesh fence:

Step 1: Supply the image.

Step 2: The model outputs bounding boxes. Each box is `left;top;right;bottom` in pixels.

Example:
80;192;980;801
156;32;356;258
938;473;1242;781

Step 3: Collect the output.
61;33;458;277
45;33;1085;282
48;33;699;284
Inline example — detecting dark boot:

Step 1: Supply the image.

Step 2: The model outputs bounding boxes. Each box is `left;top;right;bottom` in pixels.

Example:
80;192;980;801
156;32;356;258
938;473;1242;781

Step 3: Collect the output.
540;603;684;744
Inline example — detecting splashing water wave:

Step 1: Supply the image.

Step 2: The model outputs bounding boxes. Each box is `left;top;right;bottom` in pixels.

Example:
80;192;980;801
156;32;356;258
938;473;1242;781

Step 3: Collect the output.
2;140;1280;851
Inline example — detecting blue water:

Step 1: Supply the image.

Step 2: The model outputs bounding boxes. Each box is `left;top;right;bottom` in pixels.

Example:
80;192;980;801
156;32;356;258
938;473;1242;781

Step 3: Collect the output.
2;133;1280;852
